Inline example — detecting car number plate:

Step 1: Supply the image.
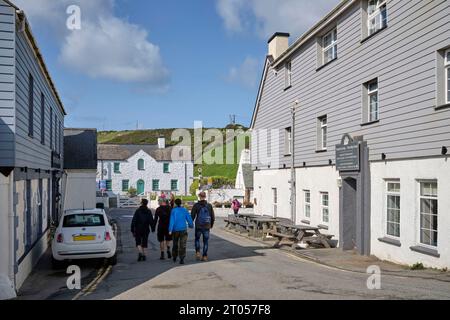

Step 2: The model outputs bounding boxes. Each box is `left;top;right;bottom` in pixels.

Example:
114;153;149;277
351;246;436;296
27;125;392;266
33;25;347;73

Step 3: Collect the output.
73;235;96;241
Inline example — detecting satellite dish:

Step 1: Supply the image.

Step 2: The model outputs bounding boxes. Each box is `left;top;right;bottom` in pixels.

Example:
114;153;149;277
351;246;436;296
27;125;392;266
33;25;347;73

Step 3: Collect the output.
198;168;202;173
102;169;107;176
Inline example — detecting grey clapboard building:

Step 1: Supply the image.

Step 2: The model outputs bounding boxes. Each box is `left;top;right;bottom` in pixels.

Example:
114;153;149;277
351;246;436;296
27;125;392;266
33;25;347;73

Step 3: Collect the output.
0;0;66;297
250;0;450;268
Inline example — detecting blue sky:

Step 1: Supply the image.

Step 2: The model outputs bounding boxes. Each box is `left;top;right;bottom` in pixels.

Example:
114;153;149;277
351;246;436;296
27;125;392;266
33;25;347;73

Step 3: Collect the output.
14;0;339;130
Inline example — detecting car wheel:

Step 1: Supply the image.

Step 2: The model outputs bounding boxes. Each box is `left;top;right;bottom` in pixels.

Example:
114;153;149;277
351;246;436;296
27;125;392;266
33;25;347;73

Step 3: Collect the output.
108;254;117;266
51;257;65;270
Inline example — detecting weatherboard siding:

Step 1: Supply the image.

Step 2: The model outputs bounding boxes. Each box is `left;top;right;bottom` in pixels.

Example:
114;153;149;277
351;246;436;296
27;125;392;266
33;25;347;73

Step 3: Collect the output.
0;1;15;167
252;0;450;169
14;20;64;170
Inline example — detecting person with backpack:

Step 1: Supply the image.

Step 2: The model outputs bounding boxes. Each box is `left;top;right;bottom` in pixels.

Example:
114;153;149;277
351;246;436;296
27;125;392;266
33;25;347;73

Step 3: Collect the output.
168;198;194;265
191;192;215;262
131;199;155;262
154;198;172;260
232;198;242;215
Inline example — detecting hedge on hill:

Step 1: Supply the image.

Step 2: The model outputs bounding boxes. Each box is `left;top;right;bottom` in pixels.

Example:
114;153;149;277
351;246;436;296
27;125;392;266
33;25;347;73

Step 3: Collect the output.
189;176;235;196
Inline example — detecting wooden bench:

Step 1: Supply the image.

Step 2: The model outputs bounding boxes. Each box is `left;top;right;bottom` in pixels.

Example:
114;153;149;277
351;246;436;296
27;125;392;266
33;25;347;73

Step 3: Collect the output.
267;230;299;249
224;215;239;229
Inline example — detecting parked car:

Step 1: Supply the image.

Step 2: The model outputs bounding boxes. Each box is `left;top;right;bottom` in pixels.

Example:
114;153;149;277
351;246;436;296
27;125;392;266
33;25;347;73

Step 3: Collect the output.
51;209;117;269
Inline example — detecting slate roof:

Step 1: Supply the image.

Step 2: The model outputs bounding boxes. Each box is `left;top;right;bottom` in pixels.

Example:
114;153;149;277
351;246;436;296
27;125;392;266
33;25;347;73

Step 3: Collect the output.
97;144;192;162
64;129;98;170
242;164;254;189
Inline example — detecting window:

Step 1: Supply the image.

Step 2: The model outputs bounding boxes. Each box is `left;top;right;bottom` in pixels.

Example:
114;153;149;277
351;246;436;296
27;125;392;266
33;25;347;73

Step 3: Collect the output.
445;49;450;104
49;108;53;150
138;159;145;171
40;93;45;145
322;28;337;65
419;181;438;247
272;188;277;217
152;179;160;191
163;163;170;173
171;180;178;191
367;79;379;122
58;120;62;154
284;127;292;155
304;190;311;219
318;116;328;150
386;181;400;237
106;180;112;191
114;163;121;173
321;192;329;223
28;73;34;137
54;114;57;152
122;180;129;192
285;61;292;88
368;0;387;36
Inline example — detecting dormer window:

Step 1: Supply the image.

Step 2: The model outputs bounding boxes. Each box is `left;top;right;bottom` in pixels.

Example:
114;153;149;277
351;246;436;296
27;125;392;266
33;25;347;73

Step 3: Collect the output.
138;159;145;171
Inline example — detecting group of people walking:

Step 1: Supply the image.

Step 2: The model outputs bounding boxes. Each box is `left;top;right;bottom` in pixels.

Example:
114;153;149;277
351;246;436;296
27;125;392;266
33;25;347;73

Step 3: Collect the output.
130;192;215;265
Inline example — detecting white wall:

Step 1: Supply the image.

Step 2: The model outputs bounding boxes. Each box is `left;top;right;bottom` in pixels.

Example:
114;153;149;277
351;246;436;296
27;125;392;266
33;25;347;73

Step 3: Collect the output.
0;173;15;299
253;169;291;218
64;170;96;211
371;157;450;269
295;166;340;239
97;150;194;196
206;189;245;203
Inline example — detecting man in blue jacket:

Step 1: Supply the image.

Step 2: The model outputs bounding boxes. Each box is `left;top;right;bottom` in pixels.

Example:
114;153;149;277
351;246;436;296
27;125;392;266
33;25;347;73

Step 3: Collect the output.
169;198;194;265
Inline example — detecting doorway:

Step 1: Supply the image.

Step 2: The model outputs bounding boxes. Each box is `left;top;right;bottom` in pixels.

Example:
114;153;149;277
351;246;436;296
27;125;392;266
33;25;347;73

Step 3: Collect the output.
341;177;357;251
137;180;145;195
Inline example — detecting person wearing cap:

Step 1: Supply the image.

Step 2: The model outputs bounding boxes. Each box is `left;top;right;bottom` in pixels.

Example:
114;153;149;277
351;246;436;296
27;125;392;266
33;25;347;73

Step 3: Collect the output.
154;199;172;260
191;191;215;262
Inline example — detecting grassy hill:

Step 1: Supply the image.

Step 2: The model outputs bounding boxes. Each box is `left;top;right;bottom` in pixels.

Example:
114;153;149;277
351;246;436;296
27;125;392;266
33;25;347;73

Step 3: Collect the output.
98;125;249;182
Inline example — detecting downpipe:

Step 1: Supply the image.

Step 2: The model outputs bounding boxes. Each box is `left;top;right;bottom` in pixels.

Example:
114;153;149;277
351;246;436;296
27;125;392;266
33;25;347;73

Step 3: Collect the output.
8;173;16;294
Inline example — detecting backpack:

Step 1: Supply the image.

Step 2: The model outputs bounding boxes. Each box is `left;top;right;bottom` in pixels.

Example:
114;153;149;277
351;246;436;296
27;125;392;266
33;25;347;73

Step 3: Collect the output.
197;204;211;226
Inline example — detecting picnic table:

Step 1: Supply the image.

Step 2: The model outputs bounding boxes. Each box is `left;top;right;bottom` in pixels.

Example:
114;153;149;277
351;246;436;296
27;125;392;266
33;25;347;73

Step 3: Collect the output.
270;222;333;249
250;217;279;238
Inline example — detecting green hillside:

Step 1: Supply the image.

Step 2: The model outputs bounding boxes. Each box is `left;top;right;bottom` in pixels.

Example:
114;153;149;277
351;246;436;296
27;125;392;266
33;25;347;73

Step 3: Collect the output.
98;125;249;183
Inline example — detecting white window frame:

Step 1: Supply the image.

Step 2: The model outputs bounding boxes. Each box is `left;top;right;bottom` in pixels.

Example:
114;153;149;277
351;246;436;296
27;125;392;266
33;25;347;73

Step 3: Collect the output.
368;0;387;36
285;61;292;88
322;28;337;65
418;180;438;248
304;190;311;219
368;79;379;122
272;188;278;217
319;116;328;150
445;49;450;104
320;192;329;224
385;181;400;238
285;127;292;155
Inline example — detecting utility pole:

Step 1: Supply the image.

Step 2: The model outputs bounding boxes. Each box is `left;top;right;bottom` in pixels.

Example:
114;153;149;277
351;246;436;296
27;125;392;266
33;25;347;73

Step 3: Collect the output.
290;100;300;223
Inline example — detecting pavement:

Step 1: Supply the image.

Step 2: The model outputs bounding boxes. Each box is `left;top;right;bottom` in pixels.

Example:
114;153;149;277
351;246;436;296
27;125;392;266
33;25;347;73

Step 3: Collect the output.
15;208;450;300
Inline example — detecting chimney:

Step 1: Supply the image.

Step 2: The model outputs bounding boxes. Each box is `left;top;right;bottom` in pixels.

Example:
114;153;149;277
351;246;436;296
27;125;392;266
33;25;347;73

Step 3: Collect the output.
158;136;166;149
268;32;290;60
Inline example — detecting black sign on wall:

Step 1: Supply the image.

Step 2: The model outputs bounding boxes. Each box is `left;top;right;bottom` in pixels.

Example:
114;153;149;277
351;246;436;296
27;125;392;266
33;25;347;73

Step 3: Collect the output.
335;134;360;172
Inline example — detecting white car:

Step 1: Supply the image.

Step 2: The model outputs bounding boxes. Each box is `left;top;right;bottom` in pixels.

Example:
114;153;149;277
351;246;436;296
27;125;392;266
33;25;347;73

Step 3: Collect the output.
51;209;117;269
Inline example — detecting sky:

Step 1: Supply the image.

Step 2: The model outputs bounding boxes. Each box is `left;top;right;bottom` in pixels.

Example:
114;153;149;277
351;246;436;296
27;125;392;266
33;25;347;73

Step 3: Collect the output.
13;0;340;130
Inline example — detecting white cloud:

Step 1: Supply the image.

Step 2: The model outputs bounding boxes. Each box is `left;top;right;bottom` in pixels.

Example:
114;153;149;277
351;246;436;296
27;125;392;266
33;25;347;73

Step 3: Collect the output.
13;0;169;91
226;57;260;89
216;0;341;39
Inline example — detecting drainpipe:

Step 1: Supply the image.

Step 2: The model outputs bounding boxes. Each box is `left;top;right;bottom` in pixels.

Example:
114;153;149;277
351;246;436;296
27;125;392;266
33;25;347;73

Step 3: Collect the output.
8;173;16;292
290;100;300;224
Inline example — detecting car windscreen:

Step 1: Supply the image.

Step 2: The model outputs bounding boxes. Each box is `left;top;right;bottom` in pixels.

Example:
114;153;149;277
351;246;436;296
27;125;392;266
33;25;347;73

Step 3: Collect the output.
63;214;105;228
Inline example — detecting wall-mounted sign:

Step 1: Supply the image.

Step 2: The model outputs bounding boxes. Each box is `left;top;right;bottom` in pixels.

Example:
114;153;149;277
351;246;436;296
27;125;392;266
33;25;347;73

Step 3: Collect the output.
335;134;360;172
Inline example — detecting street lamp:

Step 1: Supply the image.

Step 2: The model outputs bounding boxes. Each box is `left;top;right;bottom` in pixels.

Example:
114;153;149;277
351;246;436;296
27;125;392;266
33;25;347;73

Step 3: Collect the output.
290;100;300;223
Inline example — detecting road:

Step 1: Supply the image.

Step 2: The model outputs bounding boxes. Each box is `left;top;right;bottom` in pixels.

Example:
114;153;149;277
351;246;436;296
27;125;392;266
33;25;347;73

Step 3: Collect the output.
18;208;450;300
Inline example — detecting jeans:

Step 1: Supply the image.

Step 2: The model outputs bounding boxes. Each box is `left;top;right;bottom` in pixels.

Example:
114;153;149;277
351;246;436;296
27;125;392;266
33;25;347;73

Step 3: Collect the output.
172;231;188;259
195;228;210;257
